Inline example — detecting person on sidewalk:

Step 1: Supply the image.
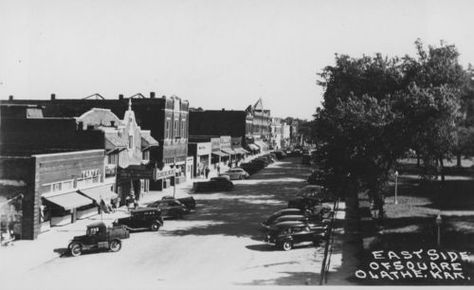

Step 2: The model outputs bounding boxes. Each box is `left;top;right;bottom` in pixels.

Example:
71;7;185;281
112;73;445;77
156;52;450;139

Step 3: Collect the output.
217;164;221;175
205;166;210;179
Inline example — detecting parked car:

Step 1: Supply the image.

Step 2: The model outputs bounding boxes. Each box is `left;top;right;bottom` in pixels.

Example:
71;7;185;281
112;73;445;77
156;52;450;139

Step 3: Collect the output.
113;208;163;232
264;221;328;251
307;170;324;185
261;208;306;228
262;215;309;230
193;176;234;192
162;195;196;210
146;199;189;219
220;168;249;180
274;150;287;160
68;222;130;257
302;154;312;165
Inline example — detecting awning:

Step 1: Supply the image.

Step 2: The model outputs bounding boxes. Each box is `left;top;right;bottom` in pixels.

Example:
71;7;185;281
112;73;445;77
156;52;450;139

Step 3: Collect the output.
221;148;237;155
141;133;159;149
212;150;228;157
78;186;118;202
234;147;249;154
42;192;94;210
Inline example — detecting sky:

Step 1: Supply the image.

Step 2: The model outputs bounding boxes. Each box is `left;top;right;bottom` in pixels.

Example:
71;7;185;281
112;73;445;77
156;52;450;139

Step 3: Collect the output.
1;0;474;119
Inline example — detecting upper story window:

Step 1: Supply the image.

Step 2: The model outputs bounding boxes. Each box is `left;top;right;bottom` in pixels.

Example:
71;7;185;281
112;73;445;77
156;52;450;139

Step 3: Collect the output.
174;120;178;136
165;119;171;139
142;151;150;161
128;135;133;149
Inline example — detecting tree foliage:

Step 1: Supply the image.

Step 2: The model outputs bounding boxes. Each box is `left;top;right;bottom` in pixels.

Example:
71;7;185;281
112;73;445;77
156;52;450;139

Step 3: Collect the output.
314;40;470;200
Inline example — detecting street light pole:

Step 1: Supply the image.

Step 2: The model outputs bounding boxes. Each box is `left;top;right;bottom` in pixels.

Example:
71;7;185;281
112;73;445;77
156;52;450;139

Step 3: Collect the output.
394;171;399;205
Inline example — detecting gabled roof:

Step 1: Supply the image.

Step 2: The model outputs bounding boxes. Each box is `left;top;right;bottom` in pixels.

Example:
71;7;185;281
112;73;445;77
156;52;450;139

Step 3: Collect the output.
105;132;127;149
77;108;121;128
141;131;159;149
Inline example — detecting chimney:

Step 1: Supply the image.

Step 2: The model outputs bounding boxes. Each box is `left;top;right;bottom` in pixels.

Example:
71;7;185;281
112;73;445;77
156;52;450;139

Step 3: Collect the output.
51;93;56;100
8;95;13;101
119;94;124;100
150;91;156;99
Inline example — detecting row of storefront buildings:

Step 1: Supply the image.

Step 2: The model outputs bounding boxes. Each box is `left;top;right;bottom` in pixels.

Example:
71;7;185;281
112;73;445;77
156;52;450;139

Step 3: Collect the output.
0;93;299;240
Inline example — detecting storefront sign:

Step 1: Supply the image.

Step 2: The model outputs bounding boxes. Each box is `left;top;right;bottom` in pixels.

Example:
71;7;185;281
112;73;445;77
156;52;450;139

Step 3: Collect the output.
81;169;100;179
231;137;242;146
211;138;220;152
220;136;232;150
153;166;175;180
197;142;211;155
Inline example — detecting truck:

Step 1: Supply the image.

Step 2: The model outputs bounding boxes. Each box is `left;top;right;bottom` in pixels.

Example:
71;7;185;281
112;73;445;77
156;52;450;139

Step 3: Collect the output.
67;222;130;257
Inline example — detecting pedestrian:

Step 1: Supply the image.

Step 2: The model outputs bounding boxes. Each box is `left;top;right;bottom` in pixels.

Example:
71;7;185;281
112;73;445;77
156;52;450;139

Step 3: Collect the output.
99;198;109;214
205;166;210;179
217;164;221;174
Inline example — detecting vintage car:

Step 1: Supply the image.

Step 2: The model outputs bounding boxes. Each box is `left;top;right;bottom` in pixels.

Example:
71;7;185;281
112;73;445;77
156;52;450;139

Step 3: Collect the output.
264;221;328;251
68;222;130;257
146;199;189;219
261;215;309;230
274;150;287;160
193;176;234;193
220;168;250;180
162;195;196;210
113;208;163;232
261;208;306;228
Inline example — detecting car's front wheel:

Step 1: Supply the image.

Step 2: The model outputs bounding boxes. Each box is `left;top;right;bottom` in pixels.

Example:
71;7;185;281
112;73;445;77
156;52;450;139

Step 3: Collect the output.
281;241;293;251
69;243;82;257
150;222;161;231
109;239;122;252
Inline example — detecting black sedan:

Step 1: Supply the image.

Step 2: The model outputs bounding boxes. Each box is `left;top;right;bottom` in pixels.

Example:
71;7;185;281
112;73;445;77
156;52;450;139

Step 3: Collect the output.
265;221;328;251
162;195;196;210
193;176;234;193
113;208;163;232
146;199;189;219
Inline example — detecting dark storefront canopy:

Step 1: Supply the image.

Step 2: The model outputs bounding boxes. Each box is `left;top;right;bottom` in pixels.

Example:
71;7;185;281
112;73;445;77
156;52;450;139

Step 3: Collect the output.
42;192;94;210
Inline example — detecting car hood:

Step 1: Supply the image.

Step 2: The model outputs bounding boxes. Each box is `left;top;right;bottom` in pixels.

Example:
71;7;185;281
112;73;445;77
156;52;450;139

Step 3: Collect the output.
72;235;88;242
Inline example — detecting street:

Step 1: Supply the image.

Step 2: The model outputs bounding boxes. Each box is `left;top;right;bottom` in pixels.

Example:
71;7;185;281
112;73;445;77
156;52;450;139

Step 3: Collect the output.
4;157;329;288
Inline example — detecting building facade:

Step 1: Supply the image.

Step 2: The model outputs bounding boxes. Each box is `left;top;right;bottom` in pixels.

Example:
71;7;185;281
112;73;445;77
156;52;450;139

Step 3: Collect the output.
0;150;113;240
1;93;190;188
76;102;159;202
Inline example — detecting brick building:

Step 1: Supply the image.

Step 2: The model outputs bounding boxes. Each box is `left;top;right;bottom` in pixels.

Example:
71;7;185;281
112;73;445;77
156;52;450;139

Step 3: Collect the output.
1;93;190;188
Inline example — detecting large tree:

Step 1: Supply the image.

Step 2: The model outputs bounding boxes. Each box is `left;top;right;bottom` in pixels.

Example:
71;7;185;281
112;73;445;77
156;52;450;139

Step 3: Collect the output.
314;40;468;217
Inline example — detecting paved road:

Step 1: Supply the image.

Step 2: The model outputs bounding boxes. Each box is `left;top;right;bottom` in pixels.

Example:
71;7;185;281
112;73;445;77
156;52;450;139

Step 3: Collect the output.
8;157;325;289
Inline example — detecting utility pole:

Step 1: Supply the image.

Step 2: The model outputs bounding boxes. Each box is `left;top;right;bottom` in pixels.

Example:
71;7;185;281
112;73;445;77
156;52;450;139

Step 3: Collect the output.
394;171;399;204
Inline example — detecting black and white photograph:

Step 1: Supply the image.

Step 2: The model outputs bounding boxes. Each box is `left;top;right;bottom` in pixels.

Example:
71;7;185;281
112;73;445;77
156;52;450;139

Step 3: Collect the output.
1;0;474;288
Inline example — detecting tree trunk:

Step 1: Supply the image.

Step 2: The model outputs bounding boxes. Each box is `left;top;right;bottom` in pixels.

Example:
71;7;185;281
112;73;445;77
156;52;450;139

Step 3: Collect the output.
456;153;462;168
344;187;360;234
416;155;421;167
